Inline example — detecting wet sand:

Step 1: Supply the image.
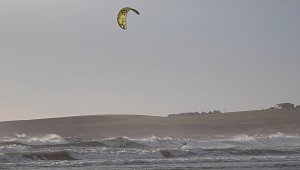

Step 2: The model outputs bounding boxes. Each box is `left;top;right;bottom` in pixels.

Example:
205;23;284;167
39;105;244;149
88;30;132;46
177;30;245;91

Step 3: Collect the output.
0;109;299;139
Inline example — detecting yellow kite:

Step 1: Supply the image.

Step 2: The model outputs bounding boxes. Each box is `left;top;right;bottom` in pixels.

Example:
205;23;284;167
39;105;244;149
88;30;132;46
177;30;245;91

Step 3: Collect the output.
117;7;140;29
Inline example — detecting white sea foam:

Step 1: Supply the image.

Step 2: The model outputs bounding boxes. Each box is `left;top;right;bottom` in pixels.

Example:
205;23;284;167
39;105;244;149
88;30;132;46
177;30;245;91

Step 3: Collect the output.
225;132;300;150
267;132;299;139
230;133;300;142
14;133;27;138
27;134;67;145
231;134;256;142
131;136;184;148
0;144;30;153
0;134;67;145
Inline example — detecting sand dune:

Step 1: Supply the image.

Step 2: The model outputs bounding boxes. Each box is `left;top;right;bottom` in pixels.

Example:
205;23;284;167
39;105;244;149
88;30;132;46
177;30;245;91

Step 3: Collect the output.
0;109;299;139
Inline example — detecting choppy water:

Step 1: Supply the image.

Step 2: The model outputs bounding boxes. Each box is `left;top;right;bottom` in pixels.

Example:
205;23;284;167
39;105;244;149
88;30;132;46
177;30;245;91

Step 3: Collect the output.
1;133;300;169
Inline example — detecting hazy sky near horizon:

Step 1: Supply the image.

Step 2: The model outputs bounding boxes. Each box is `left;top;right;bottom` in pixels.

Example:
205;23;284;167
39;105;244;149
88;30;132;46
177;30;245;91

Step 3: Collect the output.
0;0;300;121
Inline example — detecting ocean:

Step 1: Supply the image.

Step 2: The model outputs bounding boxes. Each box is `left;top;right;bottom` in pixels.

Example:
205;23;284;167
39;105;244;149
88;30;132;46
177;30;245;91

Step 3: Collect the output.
1;133;300;169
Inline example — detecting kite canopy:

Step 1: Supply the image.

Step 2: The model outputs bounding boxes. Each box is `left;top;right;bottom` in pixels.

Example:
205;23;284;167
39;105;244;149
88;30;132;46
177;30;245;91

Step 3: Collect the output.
117;7;140;29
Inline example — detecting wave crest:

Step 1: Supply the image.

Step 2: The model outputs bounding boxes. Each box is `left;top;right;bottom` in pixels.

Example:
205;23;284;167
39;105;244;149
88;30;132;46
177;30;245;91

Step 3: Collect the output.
27;134;66;145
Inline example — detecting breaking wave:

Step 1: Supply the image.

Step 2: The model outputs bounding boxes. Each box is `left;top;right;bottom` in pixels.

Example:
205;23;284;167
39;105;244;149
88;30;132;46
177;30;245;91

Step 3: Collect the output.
0;132;299;165
27;134;67;145
1;132;299;149
0;134;67;146
227;133;300;149
231;132;299;142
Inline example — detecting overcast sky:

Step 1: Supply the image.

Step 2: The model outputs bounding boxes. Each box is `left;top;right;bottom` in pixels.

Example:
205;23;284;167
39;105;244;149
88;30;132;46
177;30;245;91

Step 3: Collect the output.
0;0;299;121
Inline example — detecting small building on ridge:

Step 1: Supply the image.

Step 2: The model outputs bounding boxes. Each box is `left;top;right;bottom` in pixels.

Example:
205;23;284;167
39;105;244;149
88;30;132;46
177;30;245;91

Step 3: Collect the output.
273;103;295;110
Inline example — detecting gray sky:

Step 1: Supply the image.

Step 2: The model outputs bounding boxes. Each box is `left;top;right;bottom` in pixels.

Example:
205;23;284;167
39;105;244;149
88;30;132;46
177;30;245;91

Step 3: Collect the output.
0;0;300;121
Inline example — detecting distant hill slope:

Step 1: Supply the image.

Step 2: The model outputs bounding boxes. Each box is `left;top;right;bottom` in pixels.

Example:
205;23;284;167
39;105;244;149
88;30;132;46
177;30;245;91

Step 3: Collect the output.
0;109;299;139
